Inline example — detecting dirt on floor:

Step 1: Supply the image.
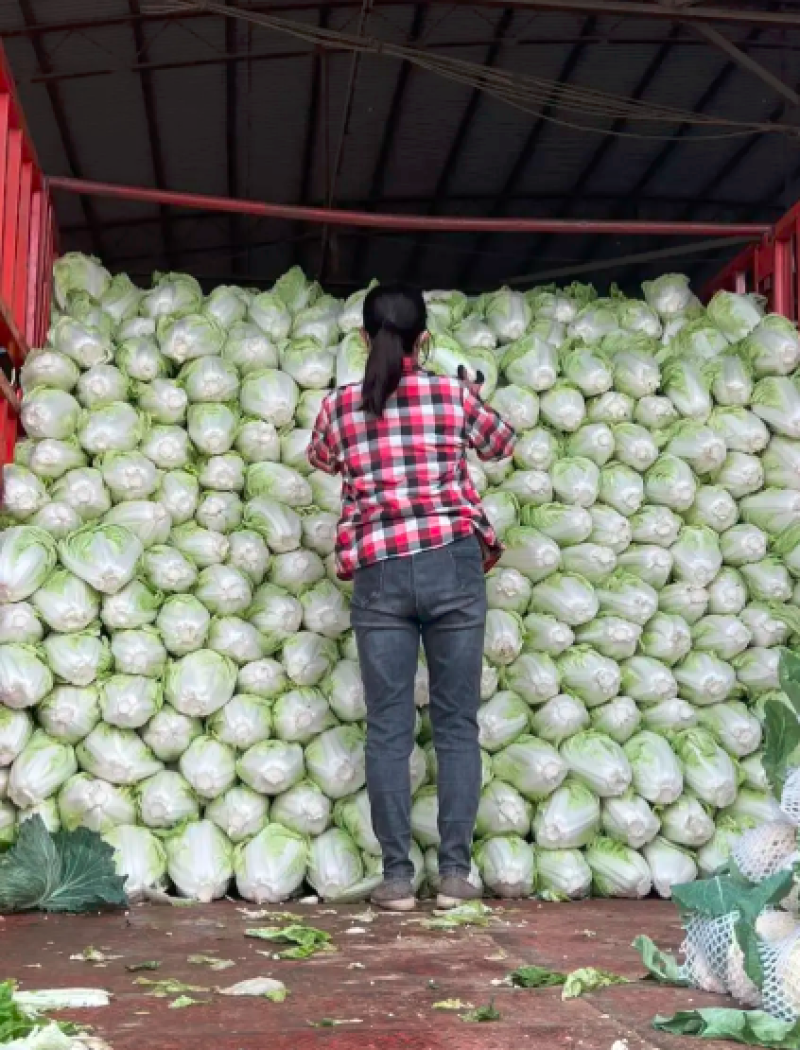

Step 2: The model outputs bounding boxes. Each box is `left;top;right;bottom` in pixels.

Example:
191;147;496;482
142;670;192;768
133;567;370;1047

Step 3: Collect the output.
1;898;737;1050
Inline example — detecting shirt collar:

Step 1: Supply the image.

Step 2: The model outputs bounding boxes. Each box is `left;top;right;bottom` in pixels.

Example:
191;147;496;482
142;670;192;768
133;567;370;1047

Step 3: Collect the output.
401;355;419;374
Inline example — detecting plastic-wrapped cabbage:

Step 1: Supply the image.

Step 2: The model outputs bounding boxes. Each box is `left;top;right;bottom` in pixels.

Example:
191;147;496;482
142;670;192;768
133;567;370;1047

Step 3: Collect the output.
0;707;33;766
59;524;142;595
733;647;780;694
644;456;697;513
557;646;621;707
157;470;199;524
691;615;751;660
601;790;660;849
101;580;161;631
99;674;163;729
660;794;715;847
0;643;53;709
673;651;737;705
239;369;299;427
491;735;567;800
8;730;77;807
531;692;589;744
0;526;57;604
186;402;239;456
486;290;532;345
644;836;698;898
658;582;709;625
165;819;233;902
474;833;534;898
533;778;600;849
490;385;539;432
164;650;238;718
486;568;532;614
595;572;658;626
483;610;524;666
585;836;652;898
237;739;305;796
1;464;50;520
244;499;302;555
561;345;613;397
521;503;593;547
105;824;168;899
635;395;678;430
638;613;691;666
21;348;80;393
207;617;265;665
77;364;130;411
696;701;762;758
611;424;659;473
763;436;800;491
281;632;337;687
206;784;269;843
475;779;532;838
234;822;307;904
696;814;756;877
641;698;696;733
178;735;236;800
141;271;202;319
30;501;83;538
587;505;633;553
566;423;615;467
141;706;202;762
477;691;530;752
307;828;366;901
620;655;678;705
520;614;574;657
58;773;135;833
194;564;253;616
707;290;763;342
536;848;592;900
529;574;598;626
43;630;111;687
707;569;748;615
76;724;163;785
101;498;171;548
624;731;683;805
590;696;641;744
513;427;558;470
156;596;210;656
137;771;199;829
672;728;738;808
499;527;560;582
560;544;617;585
598;463;644;517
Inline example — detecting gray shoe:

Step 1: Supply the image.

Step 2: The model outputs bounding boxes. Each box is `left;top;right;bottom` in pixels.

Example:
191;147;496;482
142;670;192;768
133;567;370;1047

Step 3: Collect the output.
437;875;483;910
371;879;416;912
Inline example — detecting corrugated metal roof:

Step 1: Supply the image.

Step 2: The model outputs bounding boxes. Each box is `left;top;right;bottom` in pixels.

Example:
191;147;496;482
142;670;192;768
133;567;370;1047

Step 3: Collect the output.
2;0;798;291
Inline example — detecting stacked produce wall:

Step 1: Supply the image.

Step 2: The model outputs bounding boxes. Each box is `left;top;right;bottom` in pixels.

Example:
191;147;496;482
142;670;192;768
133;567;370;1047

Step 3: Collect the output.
0;257;798;904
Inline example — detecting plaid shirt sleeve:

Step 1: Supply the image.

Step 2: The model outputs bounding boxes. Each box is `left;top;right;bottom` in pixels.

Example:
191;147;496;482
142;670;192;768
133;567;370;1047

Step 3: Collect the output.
462;386;516;462
307;393;341;475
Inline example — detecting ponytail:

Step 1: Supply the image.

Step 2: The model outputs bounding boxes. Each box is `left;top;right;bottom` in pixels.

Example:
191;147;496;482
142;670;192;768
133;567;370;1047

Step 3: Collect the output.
361;284;427;418
361;324;405;419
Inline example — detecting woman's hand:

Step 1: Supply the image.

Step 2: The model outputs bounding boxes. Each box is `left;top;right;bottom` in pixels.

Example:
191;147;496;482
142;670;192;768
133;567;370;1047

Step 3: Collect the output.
457;364;485;398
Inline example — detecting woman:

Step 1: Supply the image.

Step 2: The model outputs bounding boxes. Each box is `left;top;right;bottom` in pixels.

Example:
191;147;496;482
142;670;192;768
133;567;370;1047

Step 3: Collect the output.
308;285;516;911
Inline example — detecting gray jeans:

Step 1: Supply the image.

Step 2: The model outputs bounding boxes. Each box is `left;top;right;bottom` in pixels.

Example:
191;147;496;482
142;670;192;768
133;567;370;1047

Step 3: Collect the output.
350;533;487;882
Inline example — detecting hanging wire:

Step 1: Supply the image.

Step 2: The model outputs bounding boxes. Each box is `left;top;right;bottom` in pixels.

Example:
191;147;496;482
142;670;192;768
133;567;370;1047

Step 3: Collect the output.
144;0;800;139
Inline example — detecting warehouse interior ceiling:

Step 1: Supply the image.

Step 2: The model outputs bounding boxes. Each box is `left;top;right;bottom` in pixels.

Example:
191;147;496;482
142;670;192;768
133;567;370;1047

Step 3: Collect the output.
4;0;800;294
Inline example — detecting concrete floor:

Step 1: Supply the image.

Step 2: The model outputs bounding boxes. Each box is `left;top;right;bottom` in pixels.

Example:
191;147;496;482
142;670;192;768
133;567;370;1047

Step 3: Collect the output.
2;899;737;1050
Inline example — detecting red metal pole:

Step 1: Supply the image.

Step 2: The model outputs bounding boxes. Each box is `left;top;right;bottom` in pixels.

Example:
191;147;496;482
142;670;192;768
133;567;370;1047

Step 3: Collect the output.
47;175;771;238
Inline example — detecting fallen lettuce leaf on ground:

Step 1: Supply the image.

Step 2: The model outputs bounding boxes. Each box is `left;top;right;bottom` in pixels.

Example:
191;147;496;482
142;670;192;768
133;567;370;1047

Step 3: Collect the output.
461;1000;501;1023
0;981;80;1045
562;968;630;999
69;948;121;966
632;935;687;985
421;901;492;929
133;978;207;998
245;925;332;959
432;1000;475;1011
654;1008;800;1047
216;978;288;1002
507;965;629;998
0;817;127;915
168;995;209;1010
187;955;235;972
125;962;160;973
509;966;567;989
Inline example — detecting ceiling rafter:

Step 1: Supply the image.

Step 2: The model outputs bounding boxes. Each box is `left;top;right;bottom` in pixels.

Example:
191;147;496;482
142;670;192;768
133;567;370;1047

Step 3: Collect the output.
401;6;516;284
225;2;242;275
457;15;598;288
17;0;104;258
8;0;800;41
352;3;427;283
128;0;176;270
294;5;330;267
565;21;766;279
511;23;683;281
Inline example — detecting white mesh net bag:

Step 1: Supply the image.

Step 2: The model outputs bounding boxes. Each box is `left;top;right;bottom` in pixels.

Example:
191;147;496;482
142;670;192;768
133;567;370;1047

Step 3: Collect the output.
681;911;763;1006
761;928;800;1022
731;821;799;884
782;770;800;826
680;913;736;996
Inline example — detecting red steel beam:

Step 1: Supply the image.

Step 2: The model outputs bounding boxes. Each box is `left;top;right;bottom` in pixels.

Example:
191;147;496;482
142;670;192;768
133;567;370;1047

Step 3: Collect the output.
47;175;771;237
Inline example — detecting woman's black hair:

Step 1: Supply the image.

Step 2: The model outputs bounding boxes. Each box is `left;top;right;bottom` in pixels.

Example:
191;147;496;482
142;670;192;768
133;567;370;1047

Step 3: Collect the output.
361;284;427;418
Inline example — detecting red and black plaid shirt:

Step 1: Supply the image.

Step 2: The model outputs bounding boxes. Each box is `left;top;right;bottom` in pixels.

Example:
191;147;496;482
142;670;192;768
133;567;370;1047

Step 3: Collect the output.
307;356;517;581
